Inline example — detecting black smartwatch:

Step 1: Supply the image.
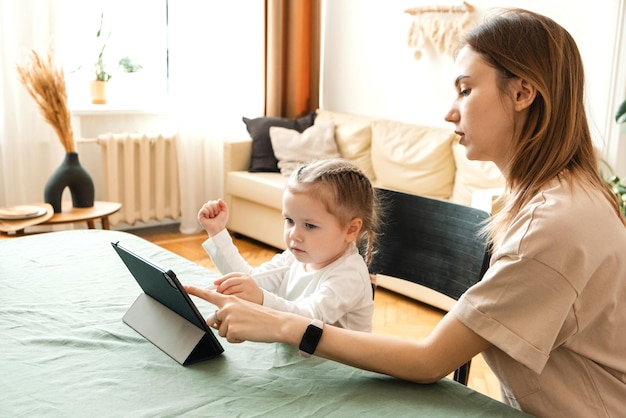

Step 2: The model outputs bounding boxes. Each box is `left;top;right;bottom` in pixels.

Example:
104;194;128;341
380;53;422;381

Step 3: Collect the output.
298;319;324;358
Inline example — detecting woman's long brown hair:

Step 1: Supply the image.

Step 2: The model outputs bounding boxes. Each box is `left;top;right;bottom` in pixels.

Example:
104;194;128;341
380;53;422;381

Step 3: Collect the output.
463;8;625;245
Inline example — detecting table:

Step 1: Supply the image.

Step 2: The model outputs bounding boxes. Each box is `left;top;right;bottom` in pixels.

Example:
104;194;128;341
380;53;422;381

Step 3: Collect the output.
0;201;121;236
40;200;121;230
0;202;53;234
0;230;530;417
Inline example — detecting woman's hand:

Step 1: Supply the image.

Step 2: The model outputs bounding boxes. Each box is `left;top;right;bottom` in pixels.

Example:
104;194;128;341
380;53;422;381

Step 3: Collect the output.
212;272;264;304
184;285;305;345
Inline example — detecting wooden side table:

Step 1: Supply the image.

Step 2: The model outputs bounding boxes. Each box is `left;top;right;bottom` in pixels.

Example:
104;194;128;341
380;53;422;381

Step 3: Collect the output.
0;201;121;237
41;201;122;230
0;203;54;236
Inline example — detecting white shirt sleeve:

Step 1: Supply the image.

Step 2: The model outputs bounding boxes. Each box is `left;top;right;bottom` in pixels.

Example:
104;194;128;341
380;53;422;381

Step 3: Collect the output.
202;229;253;275
261;248;374;331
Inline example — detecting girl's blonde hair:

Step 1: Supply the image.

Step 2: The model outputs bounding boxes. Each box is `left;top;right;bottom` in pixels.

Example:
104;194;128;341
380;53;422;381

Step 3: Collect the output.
462;8;625;245
286;158;380;266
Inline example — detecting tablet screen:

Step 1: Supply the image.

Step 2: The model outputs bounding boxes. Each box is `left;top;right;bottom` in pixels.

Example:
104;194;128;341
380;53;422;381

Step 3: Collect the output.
112;241;209;331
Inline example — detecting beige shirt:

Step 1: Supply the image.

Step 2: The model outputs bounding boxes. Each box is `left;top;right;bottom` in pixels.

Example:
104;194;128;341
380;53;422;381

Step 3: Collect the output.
452;175;626;417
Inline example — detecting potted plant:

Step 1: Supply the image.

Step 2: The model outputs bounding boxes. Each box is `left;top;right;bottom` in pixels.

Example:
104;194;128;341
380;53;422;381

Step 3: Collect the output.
606;99;626;216
118;56;142;73
89;12;112;104
17;45;95;212
114;55;145;101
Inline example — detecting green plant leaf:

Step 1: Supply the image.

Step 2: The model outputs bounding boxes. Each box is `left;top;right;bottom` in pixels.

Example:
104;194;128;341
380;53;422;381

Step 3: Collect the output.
616;99;626;124
96;12;104;38
118;56;142;73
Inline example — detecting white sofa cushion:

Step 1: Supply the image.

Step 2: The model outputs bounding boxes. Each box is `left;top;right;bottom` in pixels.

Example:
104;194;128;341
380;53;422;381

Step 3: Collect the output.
269;121;340;176
451;143;505;206
314;109;375;180
371;119;456;200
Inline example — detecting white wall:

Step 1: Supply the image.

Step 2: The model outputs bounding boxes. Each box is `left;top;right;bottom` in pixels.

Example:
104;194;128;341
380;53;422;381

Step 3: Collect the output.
321;0;626;175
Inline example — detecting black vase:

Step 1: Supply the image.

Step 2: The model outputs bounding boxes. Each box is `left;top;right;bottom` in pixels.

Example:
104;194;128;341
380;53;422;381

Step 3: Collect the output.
44;152;95;213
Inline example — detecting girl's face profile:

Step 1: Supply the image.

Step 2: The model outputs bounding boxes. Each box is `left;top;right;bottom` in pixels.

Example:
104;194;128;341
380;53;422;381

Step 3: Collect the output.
445;45;516;173
281;189;354;271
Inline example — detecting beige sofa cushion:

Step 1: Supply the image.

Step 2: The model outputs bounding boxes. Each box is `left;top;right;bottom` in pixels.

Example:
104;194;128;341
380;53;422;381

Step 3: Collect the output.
226;172;287;211
451;143;505;206
314;109;375;180
371;119;456;200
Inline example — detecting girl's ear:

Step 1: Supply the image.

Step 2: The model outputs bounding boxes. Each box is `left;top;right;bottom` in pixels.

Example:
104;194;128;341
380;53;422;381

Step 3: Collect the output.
512;78;537;112
345;218;363;242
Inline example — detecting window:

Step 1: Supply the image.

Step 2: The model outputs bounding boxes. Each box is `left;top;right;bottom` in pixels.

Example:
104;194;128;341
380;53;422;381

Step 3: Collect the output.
54;0;168;108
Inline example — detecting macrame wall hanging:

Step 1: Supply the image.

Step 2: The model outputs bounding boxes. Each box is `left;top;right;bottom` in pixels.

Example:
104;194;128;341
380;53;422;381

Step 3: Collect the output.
405;1;475;60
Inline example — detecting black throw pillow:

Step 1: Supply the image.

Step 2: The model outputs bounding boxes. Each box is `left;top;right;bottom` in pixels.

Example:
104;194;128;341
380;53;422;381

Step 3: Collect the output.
243;111;317;172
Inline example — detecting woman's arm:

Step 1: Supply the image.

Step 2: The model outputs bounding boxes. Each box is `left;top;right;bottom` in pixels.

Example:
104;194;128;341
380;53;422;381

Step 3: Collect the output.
317;311;490;382
185;285;491;383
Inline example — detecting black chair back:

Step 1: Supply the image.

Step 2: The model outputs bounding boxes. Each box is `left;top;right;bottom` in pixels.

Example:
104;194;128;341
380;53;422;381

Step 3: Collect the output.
370;187;491;385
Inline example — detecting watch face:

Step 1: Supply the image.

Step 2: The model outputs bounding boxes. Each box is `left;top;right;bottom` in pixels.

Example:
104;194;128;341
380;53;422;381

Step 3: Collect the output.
299;323;324;354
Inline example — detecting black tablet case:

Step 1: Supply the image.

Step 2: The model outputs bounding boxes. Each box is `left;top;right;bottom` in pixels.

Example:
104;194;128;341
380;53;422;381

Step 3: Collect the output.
112;242;224;365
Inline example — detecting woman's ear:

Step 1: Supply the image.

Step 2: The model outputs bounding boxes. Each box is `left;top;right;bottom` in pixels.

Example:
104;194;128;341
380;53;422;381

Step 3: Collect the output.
512;78;537;112
345;218;363;242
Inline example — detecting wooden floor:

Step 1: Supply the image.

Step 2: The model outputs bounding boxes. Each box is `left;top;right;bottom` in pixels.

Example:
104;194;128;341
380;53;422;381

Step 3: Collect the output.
129;223;502;402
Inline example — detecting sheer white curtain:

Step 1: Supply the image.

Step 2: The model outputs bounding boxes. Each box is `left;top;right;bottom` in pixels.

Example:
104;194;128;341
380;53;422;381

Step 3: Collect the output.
0;0;66;207
1;0;265;232
167;0;265;233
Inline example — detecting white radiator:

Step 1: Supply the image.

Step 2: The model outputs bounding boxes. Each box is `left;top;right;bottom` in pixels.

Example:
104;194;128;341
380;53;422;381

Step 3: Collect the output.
97;132;181;225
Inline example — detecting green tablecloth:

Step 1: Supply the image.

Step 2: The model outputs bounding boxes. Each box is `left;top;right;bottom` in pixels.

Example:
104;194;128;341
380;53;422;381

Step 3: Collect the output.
0;230;529;417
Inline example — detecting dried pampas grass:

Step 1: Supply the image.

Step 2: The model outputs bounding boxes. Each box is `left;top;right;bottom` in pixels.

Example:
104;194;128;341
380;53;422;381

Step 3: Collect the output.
16;45;75;153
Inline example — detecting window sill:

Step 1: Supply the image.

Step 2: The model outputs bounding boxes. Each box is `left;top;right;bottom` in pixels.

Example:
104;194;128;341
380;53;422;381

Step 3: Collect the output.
69;101;172;116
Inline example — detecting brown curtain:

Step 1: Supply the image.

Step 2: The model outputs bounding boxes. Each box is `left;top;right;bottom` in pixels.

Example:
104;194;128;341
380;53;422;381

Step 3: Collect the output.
265;0;321;119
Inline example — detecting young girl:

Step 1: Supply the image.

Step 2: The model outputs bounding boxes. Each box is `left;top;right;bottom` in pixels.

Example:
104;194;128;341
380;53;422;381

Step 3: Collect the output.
197;158;379;332
188;9;626;417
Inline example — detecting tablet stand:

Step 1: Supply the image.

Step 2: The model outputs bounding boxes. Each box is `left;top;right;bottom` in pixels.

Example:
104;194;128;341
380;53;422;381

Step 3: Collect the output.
123;293;223;365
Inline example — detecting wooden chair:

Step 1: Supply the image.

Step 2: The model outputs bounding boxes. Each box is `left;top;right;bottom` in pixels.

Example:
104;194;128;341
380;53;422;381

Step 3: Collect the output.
369;187;491;385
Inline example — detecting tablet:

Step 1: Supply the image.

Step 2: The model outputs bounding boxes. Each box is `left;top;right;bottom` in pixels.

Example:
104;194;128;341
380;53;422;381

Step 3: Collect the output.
112;241;224;363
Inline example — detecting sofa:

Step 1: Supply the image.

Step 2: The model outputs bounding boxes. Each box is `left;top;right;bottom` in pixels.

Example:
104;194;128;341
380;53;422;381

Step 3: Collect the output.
223;109;505;251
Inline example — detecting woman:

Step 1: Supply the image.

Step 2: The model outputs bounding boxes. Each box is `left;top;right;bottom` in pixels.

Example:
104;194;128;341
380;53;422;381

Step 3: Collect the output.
185;9;626;417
